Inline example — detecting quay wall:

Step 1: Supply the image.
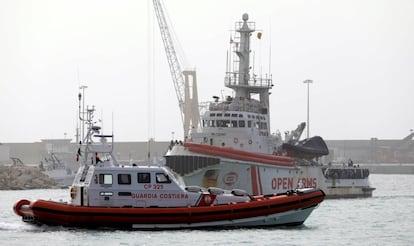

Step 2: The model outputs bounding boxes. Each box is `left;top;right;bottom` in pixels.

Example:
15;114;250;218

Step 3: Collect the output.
1;139;413;174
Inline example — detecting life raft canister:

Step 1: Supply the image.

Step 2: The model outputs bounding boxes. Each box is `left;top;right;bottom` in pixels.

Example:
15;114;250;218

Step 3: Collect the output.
70;186;77;199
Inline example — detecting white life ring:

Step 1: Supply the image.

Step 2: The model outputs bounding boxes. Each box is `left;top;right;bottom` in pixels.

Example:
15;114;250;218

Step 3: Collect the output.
248;140;253;144
234;138;239;144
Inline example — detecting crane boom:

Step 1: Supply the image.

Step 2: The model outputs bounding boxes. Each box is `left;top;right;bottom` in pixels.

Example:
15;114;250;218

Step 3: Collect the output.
152;0;200;138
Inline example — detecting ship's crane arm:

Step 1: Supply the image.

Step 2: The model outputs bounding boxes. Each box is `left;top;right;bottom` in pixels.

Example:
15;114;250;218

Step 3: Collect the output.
152;0;185;126
152;0;200;138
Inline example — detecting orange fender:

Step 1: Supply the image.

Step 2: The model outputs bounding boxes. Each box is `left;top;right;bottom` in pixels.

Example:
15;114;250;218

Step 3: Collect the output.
13;199;30;216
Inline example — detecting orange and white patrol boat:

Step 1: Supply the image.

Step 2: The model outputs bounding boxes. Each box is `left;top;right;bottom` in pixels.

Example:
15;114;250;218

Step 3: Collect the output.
164;13;375;198
13;93;324;229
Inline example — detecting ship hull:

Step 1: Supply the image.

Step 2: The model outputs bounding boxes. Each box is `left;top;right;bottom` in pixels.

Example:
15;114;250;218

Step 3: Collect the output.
323;182;375;198
166;144;374;198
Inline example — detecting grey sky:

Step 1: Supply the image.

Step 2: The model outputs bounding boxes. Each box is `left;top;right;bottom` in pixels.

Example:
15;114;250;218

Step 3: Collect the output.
0;0;413;143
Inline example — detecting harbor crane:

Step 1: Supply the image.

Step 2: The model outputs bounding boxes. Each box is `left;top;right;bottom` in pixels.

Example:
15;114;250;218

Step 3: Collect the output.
152;0;200;139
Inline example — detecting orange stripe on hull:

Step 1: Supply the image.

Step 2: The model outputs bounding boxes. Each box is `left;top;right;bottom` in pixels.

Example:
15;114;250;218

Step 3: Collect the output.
257;167;263;194
251;166;259;195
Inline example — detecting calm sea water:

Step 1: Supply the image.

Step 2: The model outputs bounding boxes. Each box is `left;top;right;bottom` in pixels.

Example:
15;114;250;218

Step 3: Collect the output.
1;174;413;246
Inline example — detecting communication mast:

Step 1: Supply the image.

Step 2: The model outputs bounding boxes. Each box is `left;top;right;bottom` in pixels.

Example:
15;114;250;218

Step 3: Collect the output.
152;0;200;139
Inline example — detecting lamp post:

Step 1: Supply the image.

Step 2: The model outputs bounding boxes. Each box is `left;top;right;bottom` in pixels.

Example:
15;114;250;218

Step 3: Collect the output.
303;80;313;138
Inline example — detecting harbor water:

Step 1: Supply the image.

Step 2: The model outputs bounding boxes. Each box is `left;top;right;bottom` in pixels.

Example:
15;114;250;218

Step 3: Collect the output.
1;174;413;246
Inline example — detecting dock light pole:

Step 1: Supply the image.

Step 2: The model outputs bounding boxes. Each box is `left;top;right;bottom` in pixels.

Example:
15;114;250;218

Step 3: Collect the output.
303;80;313;139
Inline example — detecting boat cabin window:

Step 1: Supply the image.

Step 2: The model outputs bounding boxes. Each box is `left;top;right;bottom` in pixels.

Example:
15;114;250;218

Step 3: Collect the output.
231;113;238;117
216;113;222;117
239;120;245;127
118;174;131;185
156;173;171;183
99;174;113;185
248;120;252;128
137;173;151;183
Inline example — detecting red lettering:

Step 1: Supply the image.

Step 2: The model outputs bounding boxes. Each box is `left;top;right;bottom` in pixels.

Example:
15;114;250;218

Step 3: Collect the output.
277;178;283;188
312;178;317;188
296;177;317;188
271;178;276;189
271;177;294;190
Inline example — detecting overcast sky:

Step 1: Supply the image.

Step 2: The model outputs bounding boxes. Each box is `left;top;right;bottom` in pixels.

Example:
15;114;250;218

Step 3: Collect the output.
0;0;413;143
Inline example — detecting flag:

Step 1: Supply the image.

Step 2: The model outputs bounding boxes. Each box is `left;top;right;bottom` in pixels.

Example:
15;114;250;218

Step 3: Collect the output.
257;32;262;39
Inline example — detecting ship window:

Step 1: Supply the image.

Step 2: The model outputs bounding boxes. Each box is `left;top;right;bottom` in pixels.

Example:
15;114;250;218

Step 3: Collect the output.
248;115;251;118
224;113;230;117
248;120;252;128
239;120;245;127
138;173;151;183
216;113;222;117
217;120;230;127
210;113;216;117
231;120;238;127
156;173;171;183
231;113;238;117
118;174;131;185
99;174;113;185
239;114;243;118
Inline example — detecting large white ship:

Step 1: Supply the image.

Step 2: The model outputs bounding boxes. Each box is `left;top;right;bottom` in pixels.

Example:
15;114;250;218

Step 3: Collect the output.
165;13;375;198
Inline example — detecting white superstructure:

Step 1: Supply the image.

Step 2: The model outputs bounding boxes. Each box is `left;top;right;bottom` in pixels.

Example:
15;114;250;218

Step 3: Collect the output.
165;14;375;198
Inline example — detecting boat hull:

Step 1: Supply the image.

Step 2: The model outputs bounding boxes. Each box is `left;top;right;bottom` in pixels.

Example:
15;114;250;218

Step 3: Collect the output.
323;185;375;198
14;189;325;229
